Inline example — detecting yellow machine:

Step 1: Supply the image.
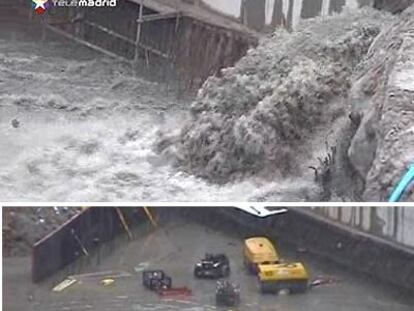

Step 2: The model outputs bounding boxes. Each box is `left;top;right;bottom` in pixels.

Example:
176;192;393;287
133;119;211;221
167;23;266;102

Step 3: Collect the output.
244;237;309;294
258;262;309;293
243;237;280;274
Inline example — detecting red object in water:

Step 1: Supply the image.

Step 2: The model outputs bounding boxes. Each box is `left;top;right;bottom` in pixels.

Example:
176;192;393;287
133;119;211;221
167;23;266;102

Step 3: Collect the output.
35;7;46;15
158;287;192;297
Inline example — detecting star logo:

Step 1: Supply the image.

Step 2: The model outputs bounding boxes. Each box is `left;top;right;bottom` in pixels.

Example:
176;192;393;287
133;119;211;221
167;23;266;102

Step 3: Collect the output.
32;0;49;15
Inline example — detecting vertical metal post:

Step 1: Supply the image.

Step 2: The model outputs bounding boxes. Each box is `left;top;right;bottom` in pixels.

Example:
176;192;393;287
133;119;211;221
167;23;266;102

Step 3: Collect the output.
393;206;399;239
28;6;33;21
174;13;180;34
41;17;47;41
134;1;144;62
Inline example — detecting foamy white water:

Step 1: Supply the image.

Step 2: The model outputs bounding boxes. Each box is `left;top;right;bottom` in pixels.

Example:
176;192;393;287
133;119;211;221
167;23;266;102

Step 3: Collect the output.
0;25;318;202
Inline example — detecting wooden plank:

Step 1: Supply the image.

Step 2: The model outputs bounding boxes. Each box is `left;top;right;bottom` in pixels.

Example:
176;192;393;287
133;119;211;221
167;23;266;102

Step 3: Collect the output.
143;206;158;227
44;24;131;62
138;12;180;23
81;21;171;59
139;42;170;59
84;21;171;59
84;20;136;45
115;207;133;239
68;270;132;280
52;278;77;292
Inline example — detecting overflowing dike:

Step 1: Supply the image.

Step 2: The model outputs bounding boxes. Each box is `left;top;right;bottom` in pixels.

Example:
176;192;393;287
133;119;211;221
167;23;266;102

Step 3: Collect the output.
0;2;413;202
160;4;414;201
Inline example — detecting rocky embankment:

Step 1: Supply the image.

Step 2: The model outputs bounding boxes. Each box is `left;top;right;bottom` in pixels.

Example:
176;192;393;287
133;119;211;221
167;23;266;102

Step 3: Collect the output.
374;0;414;13
343;4;414;201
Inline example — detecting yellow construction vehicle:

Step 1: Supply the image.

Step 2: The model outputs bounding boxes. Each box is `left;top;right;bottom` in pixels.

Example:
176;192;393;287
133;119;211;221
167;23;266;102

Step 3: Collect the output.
243;237;280;274
243;237;309;294
258;262;309;294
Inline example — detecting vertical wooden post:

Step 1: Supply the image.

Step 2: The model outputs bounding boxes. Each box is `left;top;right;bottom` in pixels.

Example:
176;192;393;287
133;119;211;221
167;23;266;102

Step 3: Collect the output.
134;1;144;62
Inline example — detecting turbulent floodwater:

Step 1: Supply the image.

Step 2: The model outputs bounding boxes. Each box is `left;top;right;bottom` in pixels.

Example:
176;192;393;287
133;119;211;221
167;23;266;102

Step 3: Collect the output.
0;22;317;202
0;6;396;202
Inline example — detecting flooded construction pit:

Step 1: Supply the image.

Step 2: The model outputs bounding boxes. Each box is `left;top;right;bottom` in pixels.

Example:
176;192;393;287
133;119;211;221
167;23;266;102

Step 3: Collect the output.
3;207;414;311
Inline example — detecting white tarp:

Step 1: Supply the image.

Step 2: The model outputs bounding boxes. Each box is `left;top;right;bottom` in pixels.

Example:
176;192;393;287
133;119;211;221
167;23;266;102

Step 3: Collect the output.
233;205;288;217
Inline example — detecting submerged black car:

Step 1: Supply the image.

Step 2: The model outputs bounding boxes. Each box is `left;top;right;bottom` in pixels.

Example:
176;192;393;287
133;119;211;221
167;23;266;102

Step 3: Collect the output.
194;253;230;279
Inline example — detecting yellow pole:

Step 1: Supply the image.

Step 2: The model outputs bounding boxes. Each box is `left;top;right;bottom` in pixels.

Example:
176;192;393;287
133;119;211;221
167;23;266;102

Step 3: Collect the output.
143;206;158;227
115;207;133;239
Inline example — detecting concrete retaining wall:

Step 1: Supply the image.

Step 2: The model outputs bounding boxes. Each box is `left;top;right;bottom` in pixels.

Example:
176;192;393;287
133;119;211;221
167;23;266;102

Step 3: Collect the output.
305;207;414;248
201;0;372;30
184;207;414;293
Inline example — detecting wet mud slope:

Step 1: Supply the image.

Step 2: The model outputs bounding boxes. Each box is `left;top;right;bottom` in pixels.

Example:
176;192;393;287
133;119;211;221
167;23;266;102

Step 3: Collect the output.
3;211;414;311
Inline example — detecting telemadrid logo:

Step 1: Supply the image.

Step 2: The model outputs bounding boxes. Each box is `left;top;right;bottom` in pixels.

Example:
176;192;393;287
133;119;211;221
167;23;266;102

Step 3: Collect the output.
32;0;50;15
32;0;117;15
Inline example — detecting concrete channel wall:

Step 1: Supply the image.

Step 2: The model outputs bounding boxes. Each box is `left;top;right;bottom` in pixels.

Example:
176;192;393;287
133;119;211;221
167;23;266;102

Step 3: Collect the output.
305;207;414;249
199;0;414;31
184;207;414;293
200;0;373;30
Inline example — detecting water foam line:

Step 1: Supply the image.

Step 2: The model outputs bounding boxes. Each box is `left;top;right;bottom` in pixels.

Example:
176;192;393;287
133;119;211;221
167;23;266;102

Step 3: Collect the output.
389;163;414;202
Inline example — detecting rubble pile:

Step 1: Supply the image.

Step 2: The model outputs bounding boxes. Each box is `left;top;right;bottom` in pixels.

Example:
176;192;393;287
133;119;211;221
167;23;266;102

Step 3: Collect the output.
162;8;392;184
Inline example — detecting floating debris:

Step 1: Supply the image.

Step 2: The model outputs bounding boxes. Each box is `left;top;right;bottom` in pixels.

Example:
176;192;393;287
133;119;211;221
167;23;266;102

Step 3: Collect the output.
134;262;150;273
11;118;20;128
101;279;115;286
52;278;77;292
310;276;340;287
68;270;132;280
